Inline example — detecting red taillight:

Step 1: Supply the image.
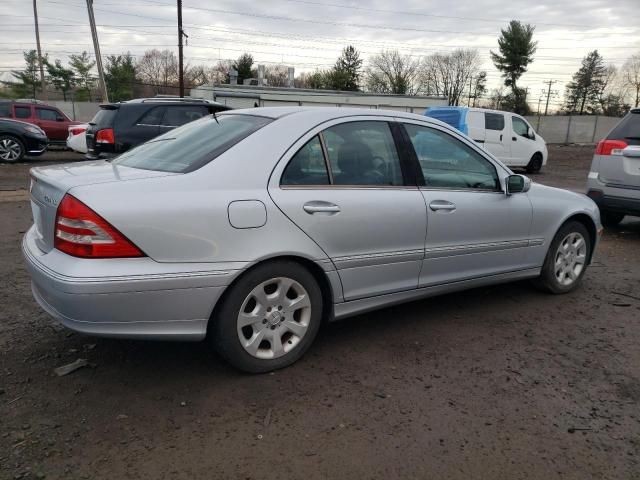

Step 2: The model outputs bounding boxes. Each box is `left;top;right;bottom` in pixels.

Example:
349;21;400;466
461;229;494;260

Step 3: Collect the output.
54;194;144;258
95;128;115;144
70;127;86;136
595;139;627;156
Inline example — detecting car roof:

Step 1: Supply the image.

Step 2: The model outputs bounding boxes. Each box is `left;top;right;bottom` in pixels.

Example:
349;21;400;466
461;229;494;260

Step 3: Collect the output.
101;98;228;108
224;106;446;125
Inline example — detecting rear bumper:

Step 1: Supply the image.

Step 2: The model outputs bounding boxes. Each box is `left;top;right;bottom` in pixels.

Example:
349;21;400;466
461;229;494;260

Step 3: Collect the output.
587;175;640;216
22;226;239;340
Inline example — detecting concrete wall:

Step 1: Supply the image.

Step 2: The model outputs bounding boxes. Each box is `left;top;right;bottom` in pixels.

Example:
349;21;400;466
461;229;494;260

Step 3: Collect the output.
525;115;621;144
49;101;100;122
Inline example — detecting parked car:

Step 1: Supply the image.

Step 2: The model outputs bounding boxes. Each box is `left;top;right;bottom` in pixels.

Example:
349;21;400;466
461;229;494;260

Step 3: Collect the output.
425;106;548;173
0;118;48;162
0;99;80;144
586;108;640;226
85;97;230;159
23;107;601;372
66;123;88;154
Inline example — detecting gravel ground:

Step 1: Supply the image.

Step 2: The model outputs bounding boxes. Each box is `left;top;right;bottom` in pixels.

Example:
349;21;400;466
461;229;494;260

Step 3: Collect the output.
1;146;639;480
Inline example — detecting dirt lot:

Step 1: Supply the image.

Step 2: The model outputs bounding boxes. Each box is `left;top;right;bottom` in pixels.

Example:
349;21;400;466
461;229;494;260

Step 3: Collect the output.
1;146;639;480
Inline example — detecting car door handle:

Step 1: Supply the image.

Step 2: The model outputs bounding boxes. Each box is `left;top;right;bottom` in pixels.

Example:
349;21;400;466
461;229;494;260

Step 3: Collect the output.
512;136;517;141
500;134;503;141
429;200;456;212
303;201;341;214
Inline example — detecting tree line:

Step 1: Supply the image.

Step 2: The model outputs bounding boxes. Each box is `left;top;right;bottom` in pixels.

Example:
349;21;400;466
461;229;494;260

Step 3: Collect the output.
2;19;639;116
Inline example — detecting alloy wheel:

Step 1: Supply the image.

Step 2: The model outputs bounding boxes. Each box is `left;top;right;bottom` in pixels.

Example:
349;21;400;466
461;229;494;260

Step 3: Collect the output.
0;138;22;162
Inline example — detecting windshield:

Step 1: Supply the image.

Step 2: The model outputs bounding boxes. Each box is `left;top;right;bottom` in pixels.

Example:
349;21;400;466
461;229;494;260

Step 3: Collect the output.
111;114;272;173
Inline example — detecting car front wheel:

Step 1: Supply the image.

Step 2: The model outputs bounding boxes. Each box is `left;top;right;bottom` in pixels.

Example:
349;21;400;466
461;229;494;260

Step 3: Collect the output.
526;153;543;174
534;221;591;294
0;135;25;163
212;260;323;373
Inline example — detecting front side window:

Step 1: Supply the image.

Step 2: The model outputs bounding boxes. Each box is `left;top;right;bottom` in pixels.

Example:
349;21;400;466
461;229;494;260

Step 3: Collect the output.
281;136;330;186
36;108;59;121
323;121;403;186
112;114;272;173
512;116;529;137
0;104;11;117
404;123;500;191
162;106;208;127
14;106;31;119
485;113;505;131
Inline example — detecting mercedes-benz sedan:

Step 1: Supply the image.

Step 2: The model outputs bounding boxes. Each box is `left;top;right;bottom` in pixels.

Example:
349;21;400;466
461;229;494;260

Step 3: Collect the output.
23;107;601;372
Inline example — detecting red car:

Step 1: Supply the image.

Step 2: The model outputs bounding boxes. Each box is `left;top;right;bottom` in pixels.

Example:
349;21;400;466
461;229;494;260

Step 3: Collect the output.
0;100;81;144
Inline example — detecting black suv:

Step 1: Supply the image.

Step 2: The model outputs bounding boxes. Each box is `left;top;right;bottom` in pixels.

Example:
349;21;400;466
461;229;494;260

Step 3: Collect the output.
86;97;230;159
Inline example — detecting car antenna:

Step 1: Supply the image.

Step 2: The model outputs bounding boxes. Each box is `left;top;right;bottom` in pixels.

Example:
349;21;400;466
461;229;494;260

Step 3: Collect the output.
212;109;219;124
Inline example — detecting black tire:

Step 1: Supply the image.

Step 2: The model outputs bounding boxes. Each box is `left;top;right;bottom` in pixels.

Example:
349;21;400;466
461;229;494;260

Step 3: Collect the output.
600;210;624;228
526;153;543;174
211;260;323;373
0;135;25;163
533;221;591;294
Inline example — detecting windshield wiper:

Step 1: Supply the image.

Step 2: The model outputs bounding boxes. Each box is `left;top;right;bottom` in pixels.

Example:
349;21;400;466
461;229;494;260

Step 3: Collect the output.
212;110;219;124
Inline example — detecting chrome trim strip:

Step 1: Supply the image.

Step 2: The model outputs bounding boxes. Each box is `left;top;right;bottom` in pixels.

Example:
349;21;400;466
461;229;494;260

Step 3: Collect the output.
279;185;419;190
334;249;424;269
332;268;541;320
604;182;640;192
528;238;545;247
424;239;529;259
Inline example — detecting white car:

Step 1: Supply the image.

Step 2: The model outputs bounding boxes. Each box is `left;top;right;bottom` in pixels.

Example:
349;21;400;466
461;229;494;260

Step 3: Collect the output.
66;123;88;153
425;107;548;173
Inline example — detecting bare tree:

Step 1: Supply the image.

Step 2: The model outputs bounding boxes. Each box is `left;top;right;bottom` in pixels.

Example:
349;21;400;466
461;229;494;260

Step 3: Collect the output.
421;49;481;105
622;54;640;108
264;65;289;87
137;49;178;93
364;50;421;95
207;60;232;85
487;86;506;109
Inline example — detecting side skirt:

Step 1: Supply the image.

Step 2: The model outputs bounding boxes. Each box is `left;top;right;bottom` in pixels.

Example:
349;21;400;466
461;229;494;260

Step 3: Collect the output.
332;268;541;320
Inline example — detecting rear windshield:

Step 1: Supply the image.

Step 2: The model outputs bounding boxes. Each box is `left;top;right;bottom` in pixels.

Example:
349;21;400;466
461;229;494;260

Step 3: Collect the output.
91;108;118;127
608;111;640;142
425;109;462;129
111;114;272;173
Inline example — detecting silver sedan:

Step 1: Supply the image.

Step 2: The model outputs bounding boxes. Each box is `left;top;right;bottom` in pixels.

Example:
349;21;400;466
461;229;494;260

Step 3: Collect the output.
23;107;601;372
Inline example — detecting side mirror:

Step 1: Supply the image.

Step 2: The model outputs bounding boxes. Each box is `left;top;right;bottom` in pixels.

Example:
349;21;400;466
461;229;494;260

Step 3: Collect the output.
506;174;531;195
622;145;640;158
527;127;535;139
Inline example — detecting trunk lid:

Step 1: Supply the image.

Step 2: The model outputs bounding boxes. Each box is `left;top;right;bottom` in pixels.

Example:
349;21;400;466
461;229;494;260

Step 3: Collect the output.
29;161;177;253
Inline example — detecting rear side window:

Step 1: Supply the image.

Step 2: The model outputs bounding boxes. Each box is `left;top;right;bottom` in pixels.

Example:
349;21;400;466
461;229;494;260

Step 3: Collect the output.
608;111;640;141
162;106;208;127
485;113;504;131
112;114;272;173
15;106;31;119
281;136;330;186
0;103;10;117
137;107;165;126
90;108;118;127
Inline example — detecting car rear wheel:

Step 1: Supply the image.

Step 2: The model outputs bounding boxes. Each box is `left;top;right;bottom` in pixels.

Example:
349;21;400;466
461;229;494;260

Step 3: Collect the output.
600;210;624;228
211;260;323;373
0;135;25;163
526;153;543;174
534;221;591;294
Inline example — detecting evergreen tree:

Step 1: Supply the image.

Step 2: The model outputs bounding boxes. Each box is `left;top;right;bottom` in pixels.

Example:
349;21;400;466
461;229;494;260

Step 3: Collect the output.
232;53;256;85
490;20;537;114
45;59;75;101
565;50;607;115
329;45;363;91
1;50;43;98
105;53;137;102
69;51;96;101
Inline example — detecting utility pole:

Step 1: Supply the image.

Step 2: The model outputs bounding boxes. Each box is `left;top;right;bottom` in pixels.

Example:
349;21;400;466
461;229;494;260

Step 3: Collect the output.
86;0;108;102
32;0;47;100
177;0;185;97
467;75;473;107
543;79;557;116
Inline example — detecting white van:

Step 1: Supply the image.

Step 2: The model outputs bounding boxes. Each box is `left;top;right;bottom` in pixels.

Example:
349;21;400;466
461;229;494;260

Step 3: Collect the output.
425;107;548;173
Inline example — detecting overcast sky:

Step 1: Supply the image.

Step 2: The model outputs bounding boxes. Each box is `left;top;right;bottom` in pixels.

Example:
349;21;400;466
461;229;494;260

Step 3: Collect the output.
2;0;639;108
